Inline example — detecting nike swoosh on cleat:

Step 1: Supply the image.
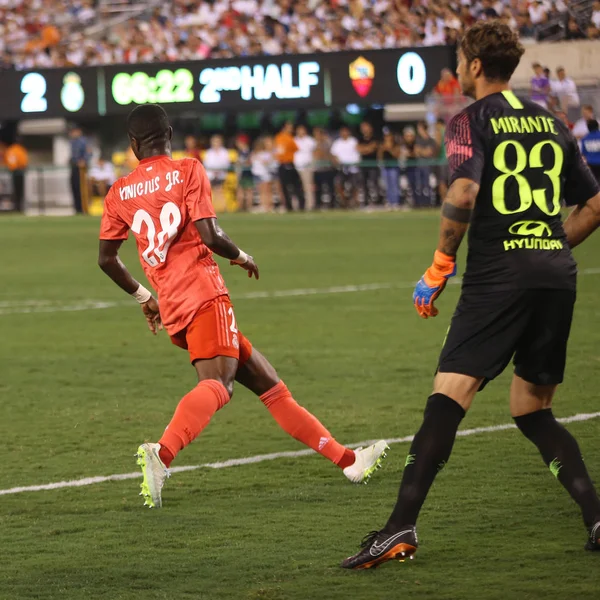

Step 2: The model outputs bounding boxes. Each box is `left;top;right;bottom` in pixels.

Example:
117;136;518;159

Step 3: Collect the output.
369;530;414;557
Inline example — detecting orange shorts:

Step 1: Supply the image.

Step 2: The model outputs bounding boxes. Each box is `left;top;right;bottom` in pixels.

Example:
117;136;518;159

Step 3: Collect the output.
170;295;253;365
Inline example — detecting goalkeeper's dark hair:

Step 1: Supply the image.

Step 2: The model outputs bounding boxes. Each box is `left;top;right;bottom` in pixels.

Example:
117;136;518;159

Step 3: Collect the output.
460;21;524;83
127;104;170;148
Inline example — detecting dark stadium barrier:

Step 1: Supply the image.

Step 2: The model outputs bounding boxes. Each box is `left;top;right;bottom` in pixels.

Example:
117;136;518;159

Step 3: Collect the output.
0;47;455;120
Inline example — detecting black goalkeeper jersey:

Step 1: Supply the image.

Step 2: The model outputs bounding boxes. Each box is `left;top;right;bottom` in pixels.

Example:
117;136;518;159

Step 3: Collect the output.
445;90;600;290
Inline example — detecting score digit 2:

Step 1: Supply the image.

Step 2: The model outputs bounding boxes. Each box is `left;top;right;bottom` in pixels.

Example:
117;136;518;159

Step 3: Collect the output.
20;72;48;113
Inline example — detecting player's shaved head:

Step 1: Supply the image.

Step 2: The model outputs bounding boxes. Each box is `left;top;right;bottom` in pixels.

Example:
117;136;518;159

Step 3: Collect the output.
460;21;524;83
127;104;172;159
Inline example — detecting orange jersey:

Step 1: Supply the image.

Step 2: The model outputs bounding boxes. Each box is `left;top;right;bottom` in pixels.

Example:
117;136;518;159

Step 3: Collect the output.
434;78;461;97
99;155;228;334
274;132;298;164
4;144;28;170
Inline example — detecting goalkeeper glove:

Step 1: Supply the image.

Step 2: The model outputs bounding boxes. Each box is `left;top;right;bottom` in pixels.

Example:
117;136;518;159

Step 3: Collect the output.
413;251;457;319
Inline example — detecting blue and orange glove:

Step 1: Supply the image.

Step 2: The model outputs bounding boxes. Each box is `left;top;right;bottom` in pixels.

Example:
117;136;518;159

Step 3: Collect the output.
413;251;457;319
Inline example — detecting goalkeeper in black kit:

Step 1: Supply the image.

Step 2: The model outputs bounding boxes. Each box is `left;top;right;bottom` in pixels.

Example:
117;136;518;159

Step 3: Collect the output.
342;21;600;569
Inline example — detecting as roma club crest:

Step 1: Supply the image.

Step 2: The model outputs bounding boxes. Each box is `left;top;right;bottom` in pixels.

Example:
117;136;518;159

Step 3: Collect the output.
349;56;375;98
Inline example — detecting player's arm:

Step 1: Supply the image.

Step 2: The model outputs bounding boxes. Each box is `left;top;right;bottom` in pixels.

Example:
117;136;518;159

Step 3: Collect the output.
186;159;259;279
98;239;139;294
562;138;600;248
98;190;162;334
98;239;163;334
413;112;483;319
563;193;600;248
194;218;259;280
437;178;479;256
412;178;479;319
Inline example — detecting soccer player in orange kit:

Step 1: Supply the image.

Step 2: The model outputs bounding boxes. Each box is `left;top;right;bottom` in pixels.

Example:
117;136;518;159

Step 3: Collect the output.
98;105;388;508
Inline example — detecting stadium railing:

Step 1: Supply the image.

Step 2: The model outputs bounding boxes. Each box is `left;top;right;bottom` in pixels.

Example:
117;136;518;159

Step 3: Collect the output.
0;166;73;215
0;158;452;215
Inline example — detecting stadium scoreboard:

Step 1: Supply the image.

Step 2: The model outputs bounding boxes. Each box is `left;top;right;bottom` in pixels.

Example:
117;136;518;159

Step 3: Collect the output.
0;46;454;120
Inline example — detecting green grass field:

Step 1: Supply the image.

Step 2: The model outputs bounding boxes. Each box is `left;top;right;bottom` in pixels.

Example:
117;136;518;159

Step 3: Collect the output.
1;212;599;600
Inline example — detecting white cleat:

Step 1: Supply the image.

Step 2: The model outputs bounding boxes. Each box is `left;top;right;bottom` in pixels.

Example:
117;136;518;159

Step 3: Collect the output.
135;443;170;508
343;440;389;484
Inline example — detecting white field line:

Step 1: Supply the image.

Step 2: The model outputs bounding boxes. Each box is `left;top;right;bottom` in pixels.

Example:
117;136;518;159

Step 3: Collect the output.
0;283;398;316
1;267;600;316
1;411;599;497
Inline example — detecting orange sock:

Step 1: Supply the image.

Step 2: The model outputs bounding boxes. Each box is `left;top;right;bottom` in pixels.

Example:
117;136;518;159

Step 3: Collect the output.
158;379;230;467
260;380;355;468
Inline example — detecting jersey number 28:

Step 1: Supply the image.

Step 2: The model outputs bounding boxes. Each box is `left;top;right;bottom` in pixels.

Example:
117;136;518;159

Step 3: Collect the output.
132;202;181;267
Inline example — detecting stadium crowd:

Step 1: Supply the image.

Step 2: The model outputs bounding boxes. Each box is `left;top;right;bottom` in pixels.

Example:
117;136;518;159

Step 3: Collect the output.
1;0;598;70
171;98;597;212
91;118;450;213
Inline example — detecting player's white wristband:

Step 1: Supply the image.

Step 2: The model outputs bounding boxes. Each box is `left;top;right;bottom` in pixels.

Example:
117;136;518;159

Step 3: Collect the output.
231;250;249;265
131;284;152;304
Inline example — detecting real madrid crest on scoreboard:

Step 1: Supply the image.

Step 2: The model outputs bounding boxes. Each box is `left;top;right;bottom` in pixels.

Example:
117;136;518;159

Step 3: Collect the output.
60;72;85;113
0;47;454;119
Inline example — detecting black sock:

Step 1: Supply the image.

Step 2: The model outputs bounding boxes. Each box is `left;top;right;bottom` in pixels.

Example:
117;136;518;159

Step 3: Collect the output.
386;393;465;530
514;409;600;528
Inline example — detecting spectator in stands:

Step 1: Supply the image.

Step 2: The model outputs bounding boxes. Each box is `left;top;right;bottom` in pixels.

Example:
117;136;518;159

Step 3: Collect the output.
294;124;316;211
203;134;231;213
0;52;12;70
357;121;381;206
433;68;462;120
235;134;254;212
479;0;499;19
68;126;90;214
251;136;277;213
312;127;336;210
517;13;536;39
434;69;461;98
444;26;460;45
572;105;595;145
414;121;437;207
378;129;401;209
331;126;360;209
551;67;580;117
423;22;445;46
528;0;546;26
587;24;600;40
184;135;202;161
89;156;116;198
6;0;600;70
274;121;304;211
1;139;28;213
566;17;586;41
554;109;573;130
581;120;600;182
400;126;418;207
594;0;600;28
434;118;449;204
459;5;476;29
531;62;550;108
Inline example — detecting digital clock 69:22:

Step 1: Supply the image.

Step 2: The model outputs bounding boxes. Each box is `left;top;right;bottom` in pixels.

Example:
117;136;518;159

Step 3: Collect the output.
111;69;194;106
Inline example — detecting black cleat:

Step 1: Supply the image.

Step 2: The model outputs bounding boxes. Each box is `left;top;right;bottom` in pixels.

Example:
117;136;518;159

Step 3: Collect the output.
585;522;600;552
341;526;418;570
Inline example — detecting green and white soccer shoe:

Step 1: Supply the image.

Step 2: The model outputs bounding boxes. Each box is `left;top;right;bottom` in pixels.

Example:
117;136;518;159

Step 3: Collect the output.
343;440;389;484
135;443;169;508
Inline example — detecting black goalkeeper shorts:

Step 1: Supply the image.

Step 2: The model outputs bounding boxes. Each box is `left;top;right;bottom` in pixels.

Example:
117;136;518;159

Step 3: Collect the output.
438;288;575;389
